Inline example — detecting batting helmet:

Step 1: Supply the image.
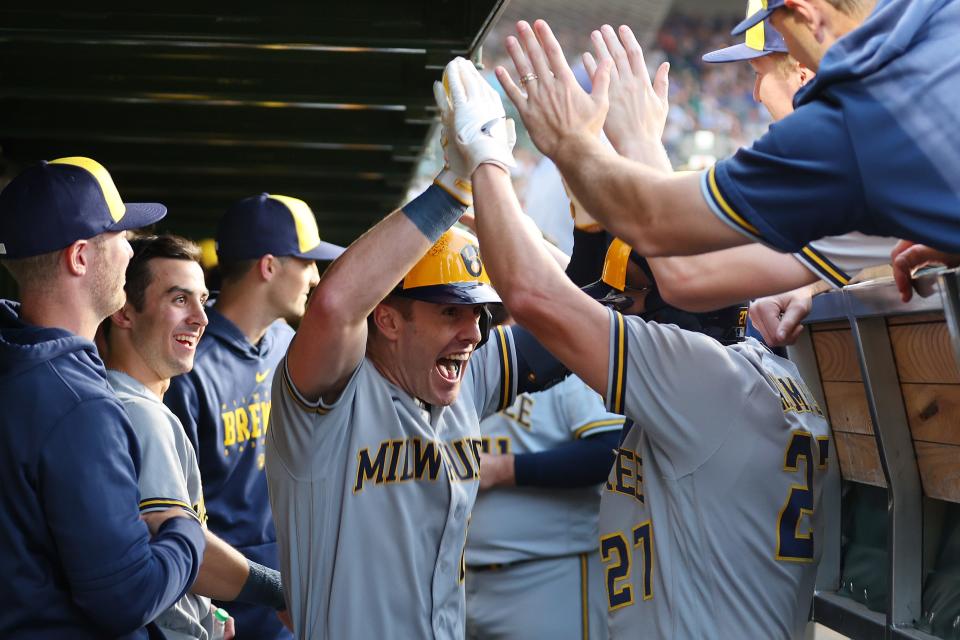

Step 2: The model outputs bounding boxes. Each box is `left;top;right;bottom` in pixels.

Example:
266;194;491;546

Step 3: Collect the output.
585;237;747;345
392;227;501;346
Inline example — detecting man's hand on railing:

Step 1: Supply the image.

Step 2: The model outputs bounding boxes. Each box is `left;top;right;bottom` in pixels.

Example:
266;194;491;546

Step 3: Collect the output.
749;286;814;347
891;240;960;302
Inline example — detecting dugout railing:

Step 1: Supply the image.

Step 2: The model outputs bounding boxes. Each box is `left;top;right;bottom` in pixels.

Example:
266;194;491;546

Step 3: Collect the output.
789;267;960;640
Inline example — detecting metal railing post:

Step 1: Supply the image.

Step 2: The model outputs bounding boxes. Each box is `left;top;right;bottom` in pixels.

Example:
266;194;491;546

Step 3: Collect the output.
850;313;924;635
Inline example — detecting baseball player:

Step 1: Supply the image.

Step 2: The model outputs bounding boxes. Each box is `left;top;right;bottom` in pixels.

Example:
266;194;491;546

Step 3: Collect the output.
164;194;342;639
106;235;291;640
266;61;577;637
494;0;960;258
452;57;833;637
0;157;205;637
465;374;623;640
582;7;896;298
574;4;895;347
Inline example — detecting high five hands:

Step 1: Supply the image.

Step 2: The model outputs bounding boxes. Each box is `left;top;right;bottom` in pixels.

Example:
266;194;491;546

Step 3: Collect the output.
494;20;612;159
584;25;671;168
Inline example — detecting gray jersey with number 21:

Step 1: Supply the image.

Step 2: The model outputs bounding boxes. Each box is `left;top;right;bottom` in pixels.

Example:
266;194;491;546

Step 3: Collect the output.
599;311;831;640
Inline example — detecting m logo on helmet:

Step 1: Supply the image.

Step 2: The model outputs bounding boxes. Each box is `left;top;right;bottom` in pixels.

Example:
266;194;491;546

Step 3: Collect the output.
460;245;483;278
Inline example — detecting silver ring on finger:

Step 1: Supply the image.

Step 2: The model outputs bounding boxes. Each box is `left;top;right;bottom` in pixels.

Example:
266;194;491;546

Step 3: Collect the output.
520;72;539;86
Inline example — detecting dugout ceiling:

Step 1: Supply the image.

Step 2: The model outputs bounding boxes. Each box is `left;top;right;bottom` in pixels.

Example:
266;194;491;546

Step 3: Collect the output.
0;1;508;245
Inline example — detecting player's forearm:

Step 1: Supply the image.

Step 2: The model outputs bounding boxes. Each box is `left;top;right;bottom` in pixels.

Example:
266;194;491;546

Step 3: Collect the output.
473;165;569;320
191;530;250;600
308;210;434;326
554;135;746;256
613;135;674;174
653;246;818;312
514;431;620;488
553;134;666;252
192;532;286;610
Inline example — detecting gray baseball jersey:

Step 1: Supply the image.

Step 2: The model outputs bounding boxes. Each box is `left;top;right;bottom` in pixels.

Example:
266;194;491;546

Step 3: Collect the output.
465;553;607;640
467;375;624;565
465;375;622;640
599;311;831;640
794;232;897;288
266;326;517;640
107;370;217;640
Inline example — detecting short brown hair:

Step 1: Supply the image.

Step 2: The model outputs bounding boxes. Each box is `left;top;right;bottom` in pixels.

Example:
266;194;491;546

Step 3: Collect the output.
0;233;116;291
125;234;202;311
217;258;258;284
1;250;61;290
366;294;414;336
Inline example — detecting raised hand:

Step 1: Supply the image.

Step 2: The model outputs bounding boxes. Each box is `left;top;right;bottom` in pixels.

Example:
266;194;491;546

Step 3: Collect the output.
433;75;475;206
583;25;670;166
441;57;516;177
495;20;612;160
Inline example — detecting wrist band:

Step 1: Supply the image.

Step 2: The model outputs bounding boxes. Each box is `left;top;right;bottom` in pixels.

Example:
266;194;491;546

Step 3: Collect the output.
401;184;468;243
236;559;286;610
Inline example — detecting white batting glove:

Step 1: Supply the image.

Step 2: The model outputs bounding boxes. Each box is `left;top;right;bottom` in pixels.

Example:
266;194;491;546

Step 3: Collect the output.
433;81;474;206
441;57;516;175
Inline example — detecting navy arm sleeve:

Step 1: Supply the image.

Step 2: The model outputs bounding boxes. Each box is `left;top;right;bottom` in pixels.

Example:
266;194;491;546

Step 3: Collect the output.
512;324;569;395
513;430;620;488
565;229;610;286
40;399;206;636
706;101;867;252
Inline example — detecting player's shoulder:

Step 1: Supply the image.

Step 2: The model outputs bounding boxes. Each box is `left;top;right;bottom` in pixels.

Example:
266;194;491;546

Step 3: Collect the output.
274;356;377;418
620;313;727;353
25;353;131;438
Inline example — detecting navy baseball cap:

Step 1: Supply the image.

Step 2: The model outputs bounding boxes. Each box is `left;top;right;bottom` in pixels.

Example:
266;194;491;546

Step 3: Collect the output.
703;9;787;63
0;157;166;259
216;193;344;261
731;0;787;36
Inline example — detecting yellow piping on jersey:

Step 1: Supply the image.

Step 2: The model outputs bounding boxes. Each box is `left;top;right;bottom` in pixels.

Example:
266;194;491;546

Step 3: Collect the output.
281;361;329;415
707;166;761;236
573;418;626;440
799;246;850;286
611;313;626;415
580;553;590;640
139;498;192;510
139;499;202;523
496;326;511;411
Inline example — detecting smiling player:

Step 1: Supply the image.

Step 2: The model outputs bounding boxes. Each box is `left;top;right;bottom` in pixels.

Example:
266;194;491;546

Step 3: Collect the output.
265;59;573;638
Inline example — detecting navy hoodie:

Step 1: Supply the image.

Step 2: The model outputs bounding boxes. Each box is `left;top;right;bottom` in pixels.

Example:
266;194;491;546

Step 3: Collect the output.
706;0;960;252
0;300;206;639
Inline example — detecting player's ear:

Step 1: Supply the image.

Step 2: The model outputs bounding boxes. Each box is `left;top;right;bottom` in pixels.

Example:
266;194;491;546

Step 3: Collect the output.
64;239;89;277
785;0;822;38
110;302;136;330
372;303;402;341
258;254;279;281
